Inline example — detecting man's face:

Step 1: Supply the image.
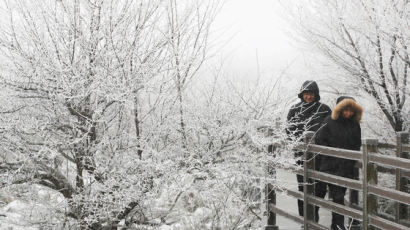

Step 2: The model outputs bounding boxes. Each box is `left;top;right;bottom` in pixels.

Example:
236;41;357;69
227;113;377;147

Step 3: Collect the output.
303;92;315;103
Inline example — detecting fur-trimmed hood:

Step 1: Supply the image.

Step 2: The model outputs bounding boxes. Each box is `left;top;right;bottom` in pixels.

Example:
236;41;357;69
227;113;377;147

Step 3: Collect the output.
331;96;363;123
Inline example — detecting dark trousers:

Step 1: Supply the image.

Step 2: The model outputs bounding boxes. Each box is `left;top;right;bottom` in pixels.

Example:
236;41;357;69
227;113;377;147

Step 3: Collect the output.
295;159;327;222
327;184;347;230
296;174;327;222
297;175;347;229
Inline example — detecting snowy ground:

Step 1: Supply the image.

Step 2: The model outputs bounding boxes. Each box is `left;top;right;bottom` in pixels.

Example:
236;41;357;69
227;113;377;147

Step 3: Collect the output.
275;168;331;230
0;185;66;229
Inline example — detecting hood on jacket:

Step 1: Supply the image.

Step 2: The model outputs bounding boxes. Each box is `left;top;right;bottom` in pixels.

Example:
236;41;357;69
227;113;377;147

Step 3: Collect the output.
331;96;363;123
297;80;320;102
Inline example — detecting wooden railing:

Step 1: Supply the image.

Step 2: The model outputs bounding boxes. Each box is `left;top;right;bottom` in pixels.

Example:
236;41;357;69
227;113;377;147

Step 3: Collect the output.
264;131;410;230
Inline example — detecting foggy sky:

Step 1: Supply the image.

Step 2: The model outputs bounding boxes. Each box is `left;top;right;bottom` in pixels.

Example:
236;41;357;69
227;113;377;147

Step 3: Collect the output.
211;0;309;83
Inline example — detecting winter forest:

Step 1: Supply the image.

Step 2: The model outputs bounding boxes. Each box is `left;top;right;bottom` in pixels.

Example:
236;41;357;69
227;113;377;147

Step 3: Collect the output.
0;0;409;229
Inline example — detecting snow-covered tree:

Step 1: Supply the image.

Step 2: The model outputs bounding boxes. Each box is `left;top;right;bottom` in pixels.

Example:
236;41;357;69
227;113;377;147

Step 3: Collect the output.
0;0;220;228
0;0;300;228
288;0;410;132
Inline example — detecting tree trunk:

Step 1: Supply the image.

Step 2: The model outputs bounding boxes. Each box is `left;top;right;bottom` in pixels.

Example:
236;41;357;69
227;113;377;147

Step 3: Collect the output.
177;75;187;150
134;97;143;159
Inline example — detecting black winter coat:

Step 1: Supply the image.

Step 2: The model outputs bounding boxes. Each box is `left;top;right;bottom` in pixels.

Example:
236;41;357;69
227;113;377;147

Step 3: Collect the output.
286;80;331;141
286;101;331;140
286;81;331;164
315;97;362;179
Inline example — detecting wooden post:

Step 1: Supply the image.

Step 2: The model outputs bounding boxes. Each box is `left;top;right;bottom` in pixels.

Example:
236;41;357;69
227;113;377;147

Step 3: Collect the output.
396;132;409;224
303;131;315;230
362;139;378;230
264;144;278;230
264;183;279;230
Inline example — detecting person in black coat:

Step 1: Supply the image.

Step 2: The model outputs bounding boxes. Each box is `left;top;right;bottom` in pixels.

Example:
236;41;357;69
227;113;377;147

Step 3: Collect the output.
286;80;331;221
315;96;363;230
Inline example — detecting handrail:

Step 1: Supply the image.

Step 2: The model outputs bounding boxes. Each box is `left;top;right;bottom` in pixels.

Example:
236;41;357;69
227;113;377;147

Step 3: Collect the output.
378;142;396;149
359;164;410;178
284;190;363;222
291;143;410;170
368;185;410;206
307;194;363;221
273;184;410;230
307;170;362;191
268;203;303;224
369;153;410;171
273;160;410;178
264;132;410;230
294;144;362;161
369;215;410;230
402;144;410;152
268;204;329;230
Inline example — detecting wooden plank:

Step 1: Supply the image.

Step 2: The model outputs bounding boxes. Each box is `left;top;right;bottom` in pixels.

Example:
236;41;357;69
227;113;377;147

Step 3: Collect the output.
272;161;410;178
268;204;303;224
369;153;410;171
369;215;410;230
368;185;410;206
309;221;331;230
402;144;410;152
378;142;396;149
286;143;410;175
272;162;410;179
308;170;362;191
268;204;330;230
283;189;363;221
376;165;410;178
295;144;362;161
307;194;363;221
286;189;303;200
270;162;302;173
308;221;330;230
